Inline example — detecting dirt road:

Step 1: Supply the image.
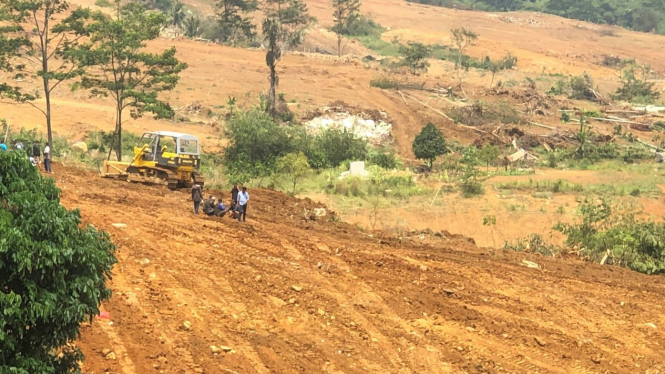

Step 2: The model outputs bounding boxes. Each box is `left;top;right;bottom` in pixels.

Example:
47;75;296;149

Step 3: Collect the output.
46;164;665;373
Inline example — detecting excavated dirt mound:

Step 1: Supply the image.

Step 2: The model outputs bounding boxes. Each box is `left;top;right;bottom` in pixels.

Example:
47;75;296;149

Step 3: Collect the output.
49;163;665;373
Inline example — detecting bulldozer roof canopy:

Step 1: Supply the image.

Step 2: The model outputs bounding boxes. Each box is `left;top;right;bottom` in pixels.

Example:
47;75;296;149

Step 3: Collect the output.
147;131;199;141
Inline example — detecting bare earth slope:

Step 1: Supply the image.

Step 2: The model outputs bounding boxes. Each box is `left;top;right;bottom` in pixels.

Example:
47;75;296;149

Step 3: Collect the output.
50;164;665;373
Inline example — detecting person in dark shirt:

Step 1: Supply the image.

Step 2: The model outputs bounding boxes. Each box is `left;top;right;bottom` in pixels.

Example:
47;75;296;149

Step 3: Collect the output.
231;184;239;205
191;184;203;214
32;142;41;169
203;196;216;216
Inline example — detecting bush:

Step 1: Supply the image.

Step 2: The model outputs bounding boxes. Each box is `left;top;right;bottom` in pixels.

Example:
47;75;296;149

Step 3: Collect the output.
369;148;398;169
460;165;484;197
223;109;296;183
0;152;117;373
312;128;368;168
399;42;431;74
555;198;665;274
612;65;660;104
504;234;559;257
332;14;383;37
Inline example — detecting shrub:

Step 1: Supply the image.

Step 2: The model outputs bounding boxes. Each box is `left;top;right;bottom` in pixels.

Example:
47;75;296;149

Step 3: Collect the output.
332;14;383;37
612;65;660;104
504;234;559;257
399;42;431;74
369;148;398;169
0;152;117;373
554;198;665;274
460;165;484;197
223;109;296;183
313;128;368;168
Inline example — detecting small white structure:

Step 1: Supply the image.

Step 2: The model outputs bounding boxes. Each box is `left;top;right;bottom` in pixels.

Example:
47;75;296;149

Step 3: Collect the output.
349;161;369;177
338;161;370;179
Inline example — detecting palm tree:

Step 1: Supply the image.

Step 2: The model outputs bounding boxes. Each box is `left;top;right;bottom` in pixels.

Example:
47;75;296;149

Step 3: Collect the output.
183;15;201;38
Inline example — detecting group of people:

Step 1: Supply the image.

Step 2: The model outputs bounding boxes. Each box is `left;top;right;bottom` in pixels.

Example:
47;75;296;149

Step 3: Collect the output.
191;183;250;222
0;140;52;173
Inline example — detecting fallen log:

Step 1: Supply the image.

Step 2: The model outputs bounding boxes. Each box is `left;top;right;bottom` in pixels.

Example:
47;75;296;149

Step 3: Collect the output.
528;121;556;130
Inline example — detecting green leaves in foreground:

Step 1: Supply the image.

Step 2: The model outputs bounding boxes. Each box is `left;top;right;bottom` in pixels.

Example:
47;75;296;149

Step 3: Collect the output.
0;151;117;373
555;198;665;275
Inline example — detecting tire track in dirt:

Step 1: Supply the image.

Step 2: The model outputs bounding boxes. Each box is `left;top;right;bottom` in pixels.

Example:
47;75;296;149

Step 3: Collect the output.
53;166;665;373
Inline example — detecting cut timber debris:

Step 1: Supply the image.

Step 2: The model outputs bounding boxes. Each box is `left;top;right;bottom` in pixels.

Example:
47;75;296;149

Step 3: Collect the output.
528;121;555;130
521;260;540;269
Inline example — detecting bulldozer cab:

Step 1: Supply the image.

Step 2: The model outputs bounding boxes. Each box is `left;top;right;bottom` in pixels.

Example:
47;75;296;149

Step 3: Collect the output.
136;131;201;169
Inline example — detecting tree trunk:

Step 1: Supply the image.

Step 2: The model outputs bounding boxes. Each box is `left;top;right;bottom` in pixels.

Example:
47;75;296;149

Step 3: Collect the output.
269;62;277;118
40;11;53;154
115;104;123;161
337;33;342;57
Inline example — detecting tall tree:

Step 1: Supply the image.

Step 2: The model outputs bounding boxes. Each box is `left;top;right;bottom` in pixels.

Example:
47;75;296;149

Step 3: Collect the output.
216;0;257;44
331;0;360;57
262;0;311;117
72;2;187;161
451;27;477;91
0;0;89;155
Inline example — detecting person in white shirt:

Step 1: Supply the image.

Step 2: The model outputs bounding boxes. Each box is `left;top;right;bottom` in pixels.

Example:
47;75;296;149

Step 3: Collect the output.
43;144;52;173
236;187;249;222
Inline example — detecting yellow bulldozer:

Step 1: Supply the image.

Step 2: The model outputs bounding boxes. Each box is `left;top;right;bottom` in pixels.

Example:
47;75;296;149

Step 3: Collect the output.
101;131;204;190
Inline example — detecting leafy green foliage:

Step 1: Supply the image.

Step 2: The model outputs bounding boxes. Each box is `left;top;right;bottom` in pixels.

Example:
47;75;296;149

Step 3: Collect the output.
216;0;258;44
478;144;501;171
612;64;660;104
332;14;382;37
332;0;360;57
412;122;447;168
168;1;185;28
311;128;368;168
555;198;665;274
277;152;310;195
183;15;202;38
0;0;92;149
408;0;665;36
223;109;295;183
460;165;484;197
504;234;559;257
399;42;430;74
0;151;117;373
70;2;187;160
368;148;398;169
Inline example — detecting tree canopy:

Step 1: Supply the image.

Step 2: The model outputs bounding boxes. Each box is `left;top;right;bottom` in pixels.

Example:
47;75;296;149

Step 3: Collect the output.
407;0;665;35
70;2;187;160
412;122;448;168
0;151;117;373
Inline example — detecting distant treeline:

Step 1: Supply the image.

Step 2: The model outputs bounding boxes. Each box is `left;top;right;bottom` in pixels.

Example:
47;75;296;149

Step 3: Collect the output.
407;0;665;35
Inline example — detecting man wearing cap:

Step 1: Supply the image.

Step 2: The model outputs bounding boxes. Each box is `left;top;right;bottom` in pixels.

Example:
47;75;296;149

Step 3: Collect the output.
0;143;7;152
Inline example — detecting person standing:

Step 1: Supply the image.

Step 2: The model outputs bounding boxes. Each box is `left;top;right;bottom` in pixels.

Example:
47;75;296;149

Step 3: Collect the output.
191;184;203;214
32;141;41;170
237;186;249;222
231;184;239;205
43;143;52;173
